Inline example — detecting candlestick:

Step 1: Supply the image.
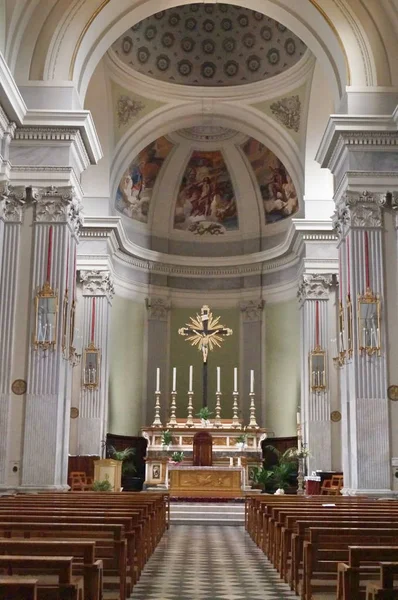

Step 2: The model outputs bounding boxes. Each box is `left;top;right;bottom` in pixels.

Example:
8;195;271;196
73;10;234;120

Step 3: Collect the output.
234;367;238;393
248;392;259;429
250;369;254;394
296;410;300;426
152;390;163;427
186;391;194;427
216;366;221;393
214;392;222;427
232;391;240;429
172;367;177;392
167;392;178;427
189;365;193;392
156;367;160;393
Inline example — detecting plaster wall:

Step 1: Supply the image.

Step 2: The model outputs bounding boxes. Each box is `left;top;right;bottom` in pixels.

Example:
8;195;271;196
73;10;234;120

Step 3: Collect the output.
264;298;300;437
108;295;145;435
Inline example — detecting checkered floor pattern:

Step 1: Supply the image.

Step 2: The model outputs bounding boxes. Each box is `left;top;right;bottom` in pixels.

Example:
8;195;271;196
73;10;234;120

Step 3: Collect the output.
131;525;298;599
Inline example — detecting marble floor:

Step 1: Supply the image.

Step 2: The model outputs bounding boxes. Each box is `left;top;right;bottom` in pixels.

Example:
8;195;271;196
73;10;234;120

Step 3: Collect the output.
131;525;298;600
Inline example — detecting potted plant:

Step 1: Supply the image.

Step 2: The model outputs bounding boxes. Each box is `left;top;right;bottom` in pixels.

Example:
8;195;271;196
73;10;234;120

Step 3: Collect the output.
255;445;298;493
196;407;213;426
235;434;247;450
92;476;113;492
107;445;142;492
170;451;184;464
161;430;173;450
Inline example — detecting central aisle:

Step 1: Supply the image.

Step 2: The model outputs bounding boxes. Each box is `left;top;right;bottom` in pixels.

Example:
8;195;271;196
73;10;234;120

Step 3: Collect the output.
131;525;297;599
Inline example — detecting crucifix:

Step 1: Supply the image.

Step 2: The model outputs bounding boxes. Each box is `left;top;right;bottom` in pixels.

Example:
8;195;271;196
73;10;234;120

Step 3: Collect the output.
178;305;233;408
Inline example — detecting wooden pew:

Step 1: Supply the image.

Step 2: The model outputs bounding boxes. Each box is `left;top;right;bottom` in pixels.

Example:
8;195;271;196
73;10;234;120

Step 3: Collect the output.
337;546;398;600
0;539;102;600
366;561;398;599
0;576;38;600
0;555;83;600
303;528;398;600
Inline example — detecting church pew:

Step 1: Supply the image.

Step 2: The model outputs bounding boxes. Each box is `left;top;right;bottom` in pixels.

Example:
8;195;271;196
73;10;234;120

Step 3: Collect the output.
337;546;398;600
366;561;398;599
302;528;398;600
0;555;83;600
0;522;127;600
0;576;38;600
0;540;102;600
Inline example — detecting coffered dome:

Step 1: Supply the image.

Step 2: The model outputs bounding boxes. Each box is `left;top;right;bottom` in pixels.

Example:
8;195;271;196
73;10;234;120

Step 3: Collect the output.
111;3;307;87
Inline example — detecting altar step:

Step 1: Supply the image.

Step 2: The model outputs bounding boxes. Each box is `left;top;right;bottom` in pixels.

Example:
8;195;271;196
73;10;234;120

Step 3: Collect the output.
170;502;245;526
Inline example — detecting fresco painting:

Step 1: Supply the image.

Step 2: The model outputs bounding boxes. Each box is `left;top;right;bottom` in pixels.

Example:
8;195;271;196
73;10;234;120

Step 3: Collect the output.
116;137;174;222
241;138;299;223
174;150;238;235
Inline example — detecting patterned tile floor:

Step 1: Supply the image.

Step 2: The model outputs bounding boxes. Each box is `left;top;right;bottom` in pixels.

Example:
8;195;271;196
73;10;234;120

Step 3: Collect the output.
131;525;298;599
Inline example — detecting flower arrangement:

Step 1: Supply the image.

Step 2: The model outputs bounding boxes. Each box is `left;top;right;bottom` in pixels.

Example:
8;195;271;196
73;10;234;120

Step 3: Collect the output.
170;451;184;464
196;407;213;421
161;430;173;447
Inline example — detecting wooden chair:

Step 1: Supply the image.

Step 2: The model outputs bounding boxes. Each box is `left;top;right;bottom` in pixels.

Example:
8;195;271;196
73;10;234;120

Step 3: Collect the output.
70;471;92;491
321;474;343;495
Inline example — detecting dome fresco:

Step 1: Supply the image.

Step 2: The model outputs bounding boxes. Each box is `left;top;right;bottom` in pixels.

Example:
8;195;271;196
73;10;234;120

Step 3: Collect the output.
115;133;299;233
111;4;307;87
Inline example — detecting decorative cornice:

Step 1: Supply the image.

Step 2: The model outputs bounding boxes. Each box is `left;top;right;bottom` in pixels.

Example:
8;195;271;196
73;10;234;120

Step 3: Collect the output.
80;270;115;302
145;297;170;321
332;190;387;239
0;181;26;222
31;185;83;237
240;300;264;322
297;273;333;303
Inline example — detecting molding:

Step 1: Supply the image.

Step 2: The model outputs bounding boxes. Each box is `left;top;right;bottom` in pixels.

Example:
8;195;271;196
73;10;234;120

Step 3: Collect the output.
80;270;115;302
0;52;27;126
297;273;333;303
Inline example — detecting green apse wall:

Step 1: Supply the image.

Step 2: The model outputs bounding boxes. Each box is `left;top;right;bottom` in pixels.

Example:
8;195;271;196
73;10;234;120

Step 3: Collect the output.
170;307;240;418
265;299;300;437
108;296;145;435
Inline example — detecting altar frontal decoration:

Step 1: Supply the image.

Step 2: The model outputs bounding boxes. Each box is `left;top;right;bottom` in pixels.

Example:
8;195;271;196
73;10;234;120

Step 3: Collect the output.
178;305;232;407
33;226;58;351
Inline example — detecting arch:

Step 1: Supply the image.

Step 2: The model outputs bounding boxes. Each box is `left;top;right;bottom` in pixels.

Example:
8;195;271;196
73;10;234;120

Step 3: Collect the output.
10;0;388;106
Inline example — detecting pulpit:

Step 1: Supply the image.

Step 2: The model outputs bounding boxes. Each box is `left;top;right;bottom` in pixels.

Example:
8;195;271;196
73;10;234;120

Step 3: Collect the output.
193;431;212;466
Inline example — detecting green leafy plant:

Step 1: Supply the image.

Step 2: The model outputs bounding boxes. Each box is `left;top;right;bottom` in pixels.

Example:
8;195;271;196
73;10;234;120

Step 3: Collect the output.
92;478;113;491
251;466;275;488
236;434;247;445
170;451;184;463
196;407;213;421
161;430;173;446
263;445;298;491
107;445;136;475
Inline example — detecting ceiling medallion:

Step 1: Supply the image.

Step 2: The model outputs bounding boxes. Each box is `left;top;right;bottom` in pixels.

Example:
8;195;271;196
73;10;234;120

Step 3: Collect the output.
178;126;237;142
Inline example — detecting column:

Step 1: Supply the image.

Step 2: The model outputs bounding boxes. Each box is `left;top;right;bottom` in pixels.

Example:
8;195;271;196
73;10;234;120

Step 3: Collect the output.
298;274;333;473
21;186;82;490
146;297;170;425
0;183;26;487
334;191;390;494
240;300;264;426
77;270;114;455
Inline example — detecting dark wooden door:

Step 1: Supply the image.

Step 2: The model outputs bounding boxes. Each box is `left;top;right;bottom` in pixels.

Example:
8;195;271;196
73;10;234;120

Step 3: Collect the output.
193;431;213;466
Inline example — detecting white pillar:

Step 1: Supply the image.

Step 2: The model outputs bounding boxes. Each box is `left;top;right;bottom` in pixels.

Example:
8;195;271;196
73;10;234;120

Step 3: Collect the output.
0;183;26;487
20;186;82;490
298;274;333;473
77;270;114;455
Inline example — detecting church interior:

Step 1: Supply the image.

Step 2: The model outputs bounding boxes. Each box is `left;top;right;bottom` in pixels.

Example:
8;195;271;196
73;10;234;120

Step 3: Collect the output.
2;0;398;598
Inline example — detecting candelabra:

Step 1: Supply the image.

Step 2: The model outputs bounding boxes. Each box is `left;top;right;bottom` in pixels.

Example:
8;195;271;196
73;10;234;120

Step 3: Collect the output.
232;391;240;428
297;457;305;495
214;392;222;427
167;392;178;427
186;391;194;427
248;392;259;429
152;390;163;427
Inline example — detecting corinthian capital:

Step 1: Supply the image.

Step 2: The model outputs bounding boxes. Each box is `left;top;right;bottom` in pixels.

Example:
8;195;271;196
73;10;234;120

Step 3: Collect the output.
334;191;383;238
297;274;333;304
80;270;115;302
32;185;83;237
146;297;170;321
240;300;264;322
0;181;27;222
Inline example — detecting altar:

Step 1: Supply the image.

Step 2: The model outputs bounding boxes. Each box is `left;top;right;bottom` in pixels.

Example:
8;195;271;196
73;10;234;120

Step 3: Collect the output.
169;466;244;498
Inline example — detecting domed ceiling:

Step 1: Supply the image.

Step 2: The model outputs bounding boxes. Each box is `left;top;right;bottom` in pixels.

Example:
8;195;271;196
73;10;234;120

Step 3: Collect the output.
115;129;299;236
111;4;307;87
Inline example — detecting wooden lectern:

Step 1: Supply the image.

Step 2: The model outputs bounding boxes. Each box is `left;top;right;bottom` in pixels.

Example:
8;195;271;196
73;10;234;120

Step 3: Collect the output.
93;458;122;492
193;431;212;466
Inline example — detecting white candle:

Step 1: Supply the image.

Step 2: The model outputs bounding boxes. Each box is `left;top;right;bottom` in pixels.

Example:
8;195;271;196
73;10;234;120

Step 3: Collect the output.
234;367;238;393
296;411;300;425
250;369;254;393
172;367;176;392
189;365;193;392
217;366;221;393
156;368;160;392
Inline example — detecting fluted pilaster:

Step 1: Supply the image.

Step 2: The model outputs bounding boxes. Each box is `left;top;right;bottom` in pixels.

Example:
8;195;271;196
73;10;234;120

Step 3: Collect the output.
76;270;114;455
240;300;264;426
146;297;170;425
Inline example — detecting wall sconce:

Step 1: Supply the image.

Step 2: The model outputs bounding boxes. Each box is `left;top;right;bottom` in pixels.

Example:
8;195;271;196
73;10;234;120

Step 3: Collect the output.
309;347;326;392
82;342;101;389
358;289;381;356
33;282;58;351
